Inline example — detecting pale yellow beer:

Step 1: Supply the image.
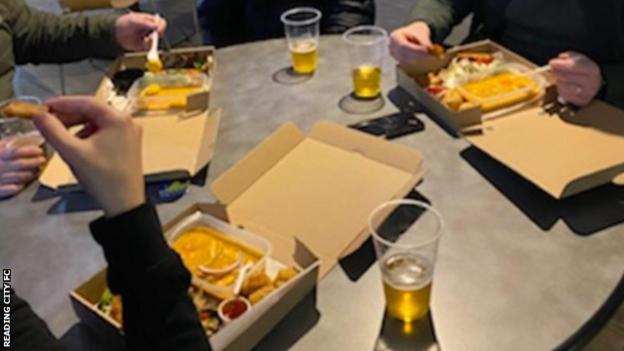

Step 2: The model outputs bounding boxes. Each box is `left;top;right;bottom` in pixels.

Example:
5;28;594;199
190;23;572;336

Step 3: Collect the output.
290;41;318;74
381;252;433;322
352;65;381;98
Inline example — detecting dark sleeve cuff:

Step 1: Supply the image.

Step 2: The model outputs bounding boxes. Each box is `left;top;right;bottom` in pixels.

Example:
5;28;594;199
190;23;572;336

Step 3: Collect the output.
90;203;169;281
599;63;624;110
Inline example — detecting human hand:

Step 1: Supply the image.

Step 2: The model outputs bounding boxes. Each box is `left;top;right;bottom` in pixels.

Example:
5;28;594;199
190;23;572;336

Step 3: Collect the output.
549;52;603;107
33;96;144;218
389;21;433;62
115;12;167;52
0;142;45;198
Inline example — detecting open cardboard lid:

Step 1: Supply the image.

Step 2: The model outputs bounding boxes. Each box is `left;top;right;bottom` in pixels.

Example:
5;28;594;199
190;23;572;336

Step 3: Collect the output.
465;101;624;198
211;121;424;277
39;109;221;190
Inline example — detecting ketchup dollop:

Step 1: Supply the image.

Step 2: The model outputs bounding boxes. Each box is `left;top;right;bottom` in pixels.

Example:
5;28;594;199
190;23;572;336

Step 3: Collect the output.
221;298;248;320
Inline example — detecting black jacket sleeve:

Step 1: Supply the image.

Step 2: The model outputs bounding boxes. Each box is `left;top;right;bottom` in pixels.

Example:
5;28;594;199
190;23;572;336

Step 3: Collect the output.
322;0;375;34
90;203;211;351
11;291;64;351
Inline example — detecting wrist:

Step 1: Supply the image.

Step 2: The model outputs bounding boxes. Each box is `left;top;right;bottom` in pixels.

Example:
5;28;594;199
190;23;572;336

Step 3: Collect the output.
102;189;145;218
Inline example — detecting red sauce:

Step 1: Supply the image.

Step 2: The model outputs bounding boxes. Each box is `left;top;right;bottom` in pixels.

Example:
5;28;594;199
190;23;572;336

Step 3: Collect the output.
221;299;248;320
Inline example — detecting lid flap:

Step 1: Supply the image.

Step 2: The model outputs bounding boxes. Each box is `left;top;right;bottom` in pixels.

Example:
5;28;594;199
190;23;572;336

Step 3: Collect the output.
466;101;624;198
211;122;305;205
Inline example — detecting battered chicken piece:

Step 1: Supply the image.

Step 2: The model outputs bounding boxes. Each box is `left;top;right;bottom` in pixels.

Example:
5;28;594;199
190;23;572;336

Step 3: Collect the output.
1;101;48;119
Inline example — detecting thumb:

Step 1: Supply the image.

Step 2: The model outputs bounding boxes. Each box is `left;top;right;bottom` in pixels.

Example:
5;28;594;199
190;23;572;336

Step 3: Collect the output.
33;112;81;162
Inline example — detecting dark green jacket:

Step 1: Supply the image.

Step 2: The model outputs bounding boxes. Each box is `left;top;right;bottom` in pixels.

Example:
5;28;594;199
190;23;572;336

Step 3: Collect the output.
0;0;121;101
409;0;624;109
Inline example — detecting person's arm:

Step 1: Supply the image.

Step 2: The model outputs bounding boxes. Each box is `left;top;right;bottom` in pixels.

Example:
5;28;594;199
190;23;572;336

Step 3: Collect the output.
8;0;121;64
408;0;472;43
33;97;210;351
322;0;375;34
11;291;64;351
600;63;624;109
90;204;211;351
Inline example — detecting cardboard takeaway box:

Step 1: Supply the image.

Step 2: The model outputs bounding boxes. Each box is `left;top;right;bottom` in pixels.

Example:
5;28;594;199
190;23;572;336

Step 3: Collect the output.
70;120;425;350
396;40;542;133
39;47;219;192
397;40;624;198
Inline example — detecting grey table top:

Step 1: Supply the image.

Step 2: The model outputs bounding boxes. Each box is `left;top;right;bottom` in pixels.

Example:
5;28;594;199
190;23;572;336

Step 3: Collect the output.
2;35;624;351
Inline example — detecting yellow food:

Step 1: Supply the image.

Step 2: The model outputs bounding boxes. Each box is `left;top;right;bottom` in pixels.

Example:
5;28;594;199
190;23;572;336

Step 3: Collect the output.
140;83;162;96
171;226;262;287
1;101;48;119
249;285;276;305
136;86;204;111
275;267;298;284
145;58;163;72
441;89;463;111
459;72;540;112
241;271;272;296
461;72;536;99
110;295;123;324
428;44;445;57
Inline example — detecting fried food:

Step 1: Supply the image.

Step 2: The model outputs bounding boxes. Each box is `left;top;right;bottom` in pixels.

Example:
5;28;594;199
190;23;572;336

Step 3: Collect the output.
248;285;275;305
1;101;48;119
458;102;477;112
456;52;495;64
241;271;272;296
428;44;445;57
441;89;463;111
274;267;298;287
110;295;123;324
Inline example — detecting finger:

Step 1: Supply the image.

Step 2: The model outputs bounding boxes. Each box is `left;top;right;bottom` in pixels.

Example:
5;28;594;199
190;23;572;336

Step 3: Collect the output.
32;112;81;159
0;145;43;161
557;83;591;106
551;70;588;86
0;184;24;198
561;51;589;63
131;13;159;32
390;37;429;62
0;171;36;185
155;16;167;35
45;96;115;127
405;30;432;49
549;59;593;77
76;122;98;139
4;157;46;172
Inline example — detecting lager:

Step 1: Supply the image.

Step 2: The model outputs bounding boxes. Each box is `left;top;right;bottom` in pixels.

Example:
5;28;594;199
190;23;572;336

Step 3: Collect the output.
382;252;433;322
290;40;318;74
352;65;381;98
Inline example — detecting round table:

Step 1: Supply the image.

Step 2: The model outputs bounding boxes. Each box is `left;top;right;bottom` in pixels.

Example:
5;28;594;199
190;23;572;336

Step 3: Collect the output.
2;35;623;351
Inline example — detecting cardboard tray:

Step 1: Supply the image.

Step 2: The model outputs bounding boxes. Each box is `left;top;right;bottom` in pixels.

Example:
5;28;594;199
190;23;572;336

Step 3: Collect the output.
397;40;544;133
95;46;216;103
71;120;425;350
465;100;624;199
211;120;425;276
398;40;624;199
39;46;219;192
70;203;321;351
39;108;221;191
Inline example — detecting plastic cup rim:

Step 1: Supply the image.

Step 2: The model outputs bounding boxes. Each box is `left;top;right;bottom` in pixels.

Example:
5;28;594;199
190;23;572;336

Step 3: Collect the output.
342;25;389;46
281;7;322;27
368;199;444;251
